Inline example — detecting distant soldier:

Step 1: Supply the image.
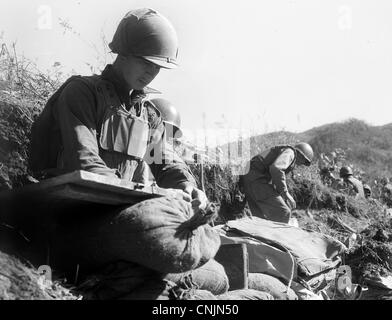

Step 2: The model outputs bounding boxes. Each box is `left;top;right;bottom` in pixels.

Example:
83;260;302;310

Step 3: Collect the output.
240;142;314;223
133;97;184;185
381;178;392;194
334;166;365;198
380;177;392;206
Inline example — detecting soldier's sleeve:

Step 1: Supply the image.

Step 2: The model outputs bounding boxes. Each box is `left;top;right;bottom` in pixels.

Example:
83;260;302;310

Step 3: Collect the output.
54;80;120;178
146;140;197;189
347;177;365;197
269;148;296;195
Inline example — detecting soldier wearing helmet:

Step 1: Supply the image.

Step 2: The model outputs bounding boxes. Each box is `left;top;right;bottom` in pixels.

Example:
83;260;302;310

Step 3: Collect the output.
133;97;185;184
29;8;207;209
144;97;183;140
378;177;392;206
333;166;365;198
240;142;314;223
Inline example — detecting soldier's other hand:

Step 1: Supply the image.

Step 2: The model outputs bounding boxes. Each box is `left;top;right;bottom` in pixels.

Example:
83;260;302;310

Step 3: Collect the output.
183;185;208;210
283;192;296;210
165;188;192;202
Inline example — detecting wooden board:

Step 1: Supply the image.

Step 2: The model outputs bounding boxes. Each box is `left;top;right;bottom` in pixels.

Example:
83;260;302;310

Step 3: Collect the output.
0;170;170;206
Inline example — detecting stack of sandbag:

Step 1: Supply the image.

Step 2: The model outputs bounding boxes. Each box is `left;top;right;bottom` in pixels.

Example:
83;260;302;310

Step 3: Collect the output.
164;259;229;295
51;197;221;274
211;242;296;300
76;258;231;300
214;216;348;300
77;256;280;300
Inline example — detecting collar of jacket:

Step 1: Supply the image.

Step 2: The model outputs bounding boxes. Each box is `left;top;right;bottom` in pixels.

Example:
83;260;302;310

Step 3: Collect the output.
100;64;162;103
101;64;130;103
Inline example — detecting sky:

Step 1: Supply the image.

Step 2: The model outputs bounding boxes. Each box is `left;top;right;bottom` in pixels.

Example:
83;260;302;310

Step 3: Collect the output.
1;0;392;147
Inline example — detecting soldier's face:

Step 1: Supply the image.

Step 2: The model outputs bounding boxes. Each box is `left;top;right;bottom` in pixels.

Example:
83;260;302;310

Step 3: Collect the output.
297;153;310;166
119;55;160;90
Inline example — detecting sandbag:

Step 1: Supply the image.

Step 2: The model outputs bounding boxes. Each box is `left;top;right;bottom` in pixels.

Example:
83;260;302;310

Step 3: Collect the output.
51;197;220;274
224;217;346;278
164;259;229;295
290;281;324;300
217;289;274;300
217;230;296;283
248;273;298;300
178;289;218;300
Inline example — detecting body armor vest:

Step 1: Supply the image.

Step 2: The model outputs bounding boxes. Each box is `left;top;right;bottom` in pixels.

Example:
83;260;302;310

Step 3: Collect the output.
93;77;150;159
255;145;297;174
242;145;297;184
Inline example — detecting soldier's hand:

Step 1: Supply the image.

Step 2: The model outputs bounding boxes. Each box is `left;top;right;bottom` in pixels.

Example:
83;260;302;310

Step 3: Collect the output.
182;185;208;210
165;188;192;202
283;192;296;210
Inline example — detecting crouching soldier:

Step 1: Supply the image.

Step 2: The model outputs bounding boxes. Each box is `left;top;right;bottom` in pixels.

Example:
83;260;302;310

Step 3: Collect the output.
379;177;392;206
334;166;365;198
29;8;207;209
240;142;314;223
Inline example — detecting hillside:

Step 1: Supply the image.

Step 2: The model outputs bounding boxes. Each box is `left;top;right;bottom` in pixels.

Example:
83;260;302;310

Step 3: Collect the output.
218;119;392;187
304;119;392;181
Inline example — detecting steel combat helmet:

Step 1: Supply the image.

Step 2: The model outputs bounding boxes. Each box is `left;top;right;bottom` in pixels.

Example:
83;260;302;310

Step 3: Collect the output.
109;8;179;69
340;166;353;178
294;142;314;166
146;98;183;138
